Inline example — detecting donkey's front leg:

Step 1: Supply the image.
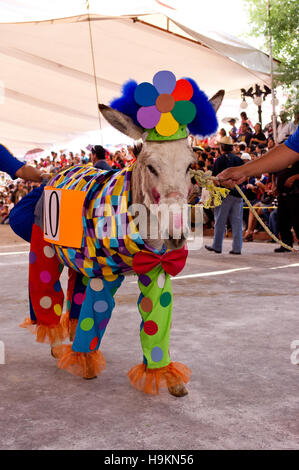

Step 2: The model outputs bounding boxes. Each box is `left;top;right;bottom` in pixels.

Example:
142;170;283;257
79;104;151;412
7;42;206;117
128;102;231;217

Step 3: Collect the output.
128;266;191;396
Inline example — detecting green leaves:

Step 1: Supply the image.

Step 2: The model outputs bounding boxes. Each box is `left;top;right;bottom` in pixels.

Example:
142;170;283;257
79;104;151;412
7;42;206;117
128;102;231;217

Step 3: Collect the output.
244;0;299;116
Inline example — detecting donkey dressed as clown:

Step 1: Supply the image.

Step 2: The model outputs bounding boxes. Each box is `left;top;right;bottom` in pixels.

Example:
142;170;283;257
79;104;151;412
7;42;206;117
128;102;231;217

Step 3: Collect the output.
20;71;224;396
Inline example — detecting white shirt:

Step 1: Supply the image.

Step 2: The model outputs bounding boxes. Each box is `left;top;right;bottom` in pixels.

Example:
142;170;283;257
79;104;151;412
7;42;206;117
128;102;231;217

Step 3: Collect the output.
277;121;296;143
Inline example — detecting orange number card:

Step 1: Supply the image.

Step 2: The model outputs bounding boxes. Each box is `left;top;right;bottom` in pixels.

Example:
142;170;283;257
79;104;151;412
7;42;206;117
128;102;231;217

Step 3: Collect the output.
43;186;86;248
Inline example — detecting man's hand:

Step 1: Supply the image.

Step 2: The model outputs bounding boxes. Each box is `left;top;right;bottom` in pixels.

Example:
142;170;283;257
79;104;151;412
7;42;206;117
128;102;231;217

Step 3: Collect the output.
221;180;236;189
15;164;44;182
40;172;51;181
217;167;248;186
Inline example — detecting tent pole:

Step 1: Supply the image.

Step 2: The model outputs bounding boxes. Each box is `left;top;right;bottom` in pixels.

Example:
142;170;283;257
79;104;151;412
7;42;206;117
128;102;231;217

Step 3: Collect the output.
267;0;277;143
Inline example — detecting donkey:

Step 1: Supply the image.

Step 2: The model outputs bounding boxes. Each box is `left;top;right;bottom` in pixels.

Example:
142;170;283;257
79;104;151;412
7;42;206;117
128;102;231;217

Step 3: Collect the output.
21;83;224;397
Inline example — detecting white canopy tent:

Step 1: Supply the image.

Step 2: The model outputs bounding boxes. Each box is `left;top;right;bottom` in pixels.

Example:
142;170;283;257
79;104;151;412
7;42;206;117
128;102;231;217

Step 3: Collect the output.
0;0;276;154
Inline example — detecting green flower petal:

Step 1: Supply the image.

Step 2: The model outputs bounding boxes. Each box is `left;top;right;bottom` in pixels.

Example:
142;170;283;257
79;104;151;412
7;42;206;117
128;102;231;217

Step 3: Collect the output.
171;101;196;125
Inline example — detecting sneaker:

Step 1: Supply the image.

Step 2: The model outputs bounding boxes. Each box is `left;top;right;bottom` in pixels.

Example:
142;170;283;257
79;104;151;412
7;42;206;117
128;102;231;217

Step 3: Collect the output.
229;250;241;255
205;245;221;254
274;246;290;253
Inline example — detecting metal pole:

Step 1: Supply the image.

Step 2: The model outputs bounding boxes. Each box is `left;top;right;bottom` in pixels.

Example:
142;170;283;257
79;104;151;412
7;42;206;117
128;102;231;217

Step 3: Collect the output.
267;0;278;143
258;105;262;126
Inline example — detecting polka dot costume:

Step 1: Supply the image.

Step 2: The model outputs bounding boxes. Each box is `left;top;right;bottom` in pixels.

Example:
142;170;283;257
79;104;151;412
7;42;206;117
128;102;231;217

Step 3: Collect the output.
138;265;173;369
29;224;124;353
28;224;64;329
23;164;189;392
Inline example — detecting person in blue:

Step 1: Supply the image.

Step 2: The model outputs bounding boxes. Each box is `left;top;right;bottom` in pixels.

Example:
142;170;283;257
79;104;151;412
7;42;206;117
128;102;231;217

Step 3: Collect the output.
0;144;48;242
217;127;299;184
228;118;238;142
205;136;244;255
91;145;111;171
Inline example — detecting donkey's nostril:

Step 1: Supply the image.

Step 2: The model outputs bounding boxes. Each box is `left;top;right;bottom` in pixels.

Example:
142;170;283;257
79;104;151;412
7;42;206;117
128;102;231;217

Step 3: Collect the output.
168;234;186;249
152;187;160;203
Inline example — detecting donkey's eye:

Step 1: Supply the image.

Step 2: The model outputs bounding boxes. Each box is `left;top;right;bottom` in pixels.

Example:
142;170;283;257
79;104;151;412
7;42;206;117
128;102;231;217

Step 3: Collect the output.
147;165;158;176
186;164;192;174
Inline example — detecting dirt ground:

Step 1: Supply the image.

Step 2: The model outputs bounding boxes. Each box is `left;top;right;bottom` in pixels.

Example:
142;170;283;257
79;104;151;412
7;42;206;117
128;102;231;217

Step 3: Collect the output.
0;225;26;246
1;224;299;450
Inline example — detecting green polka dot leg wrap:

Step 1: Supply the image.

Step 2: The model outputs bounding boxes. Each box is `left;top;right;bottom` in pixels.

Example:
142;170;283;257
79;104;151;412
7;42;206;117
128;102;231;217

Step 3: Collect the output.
138;265;173;369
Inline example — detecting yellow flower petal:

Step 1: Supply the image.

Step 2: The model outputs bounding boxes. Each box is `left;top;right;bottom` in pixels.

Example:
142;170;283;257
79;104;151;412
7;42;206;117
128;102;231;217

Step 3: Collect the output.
156;112;179;137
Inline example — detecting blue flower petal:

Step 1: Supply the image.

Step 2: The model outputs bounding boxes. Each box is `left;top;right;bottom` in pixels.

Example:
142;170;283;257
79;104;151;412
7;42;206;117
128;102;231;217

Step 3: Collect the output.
134;82;159;106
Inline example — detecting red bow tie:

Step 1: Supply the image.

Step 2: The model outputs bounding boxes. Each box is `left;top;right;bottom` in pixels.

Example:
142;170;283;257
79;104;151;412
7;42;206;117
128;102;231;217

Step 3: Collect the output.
132;246;188;277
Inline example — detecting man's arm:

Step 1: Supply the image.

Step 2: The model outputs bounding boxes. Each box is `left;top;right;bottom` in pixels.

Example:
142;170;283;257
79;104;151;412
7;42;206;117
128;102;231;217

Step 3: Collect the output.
0;144;49;182
15;164;45;182
217;143;299;185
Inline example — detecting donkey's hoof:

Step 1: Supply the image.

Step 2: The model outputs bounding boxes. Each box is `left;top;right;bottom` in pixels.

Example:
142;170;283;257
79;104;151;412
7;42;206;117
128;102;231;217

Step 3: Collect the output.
83;354;98;380
51;340;62;359
168;383;188;397
51;347;58;359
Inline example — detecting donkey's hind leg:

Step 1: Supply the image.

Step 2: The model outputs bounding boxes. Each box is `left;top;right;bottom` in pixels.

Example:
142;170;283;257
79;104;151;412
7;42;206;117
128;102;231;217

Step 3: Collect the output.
22;223;67;346
66;268;87;341
54;275;124;380
51;268;87;358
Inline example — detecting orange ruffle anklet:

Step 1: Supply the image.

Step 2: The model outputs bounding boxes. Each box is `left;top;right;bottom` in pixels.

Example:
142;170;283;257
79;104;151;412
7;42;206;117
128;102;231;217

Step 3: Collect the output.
60;312;78;341
19;317;68;344
51;344;106;379
127;362;191;395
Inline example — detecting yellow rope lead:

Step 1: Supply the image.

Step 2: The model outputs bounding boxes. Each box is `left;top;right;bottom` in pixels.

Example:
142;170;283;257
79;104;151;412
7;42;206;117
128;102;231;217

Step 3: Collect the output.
190;170;230;208
234;184;296;252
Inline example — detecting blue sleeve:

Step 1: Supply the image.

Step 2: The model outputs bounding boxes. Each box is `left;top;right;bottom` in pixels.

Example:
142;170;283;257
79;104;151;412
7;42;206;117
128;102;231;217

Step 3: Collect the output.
284;127;299;153
0;144;25;179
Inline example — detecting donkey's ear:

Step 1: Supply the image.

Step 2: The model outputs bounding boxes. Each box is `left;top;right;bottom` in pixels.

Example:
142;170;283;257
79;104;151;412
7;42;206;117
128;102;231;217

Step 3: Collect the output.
209;90;225;113
98;104;144;140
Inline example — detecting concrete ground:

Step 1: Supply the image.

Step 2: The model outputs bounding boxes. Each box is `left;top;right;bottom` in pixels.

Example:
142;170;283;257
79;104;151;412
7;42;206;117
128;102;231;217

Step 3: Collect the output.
0;225;299;450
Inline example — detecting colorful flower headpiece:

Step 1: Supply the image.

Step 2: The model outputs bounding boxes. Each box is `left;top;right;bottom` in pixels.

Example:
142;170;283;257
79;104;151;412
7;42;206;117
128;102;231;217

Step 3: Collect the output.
110;71;218;141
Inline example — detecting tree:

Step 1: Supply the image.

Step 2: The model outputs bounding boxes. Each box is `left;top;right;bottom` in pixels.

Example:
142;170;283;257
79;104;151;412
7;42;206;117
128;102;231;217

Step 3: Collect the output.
244;0;299;116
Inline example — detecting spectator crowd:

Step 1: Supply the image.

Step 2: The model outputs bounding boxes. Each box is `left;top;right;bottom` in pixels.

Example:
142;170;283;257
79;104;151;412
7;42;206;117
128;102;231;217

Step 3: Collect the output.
0;145;137;224
1;110;298;252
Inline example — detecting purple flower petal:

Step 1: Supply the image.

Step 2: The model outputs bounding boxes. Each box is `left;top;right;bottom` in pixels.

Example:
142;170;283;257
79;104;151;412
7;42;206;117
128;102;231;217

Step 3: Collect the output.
137;106;161;129
153;70;176;95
